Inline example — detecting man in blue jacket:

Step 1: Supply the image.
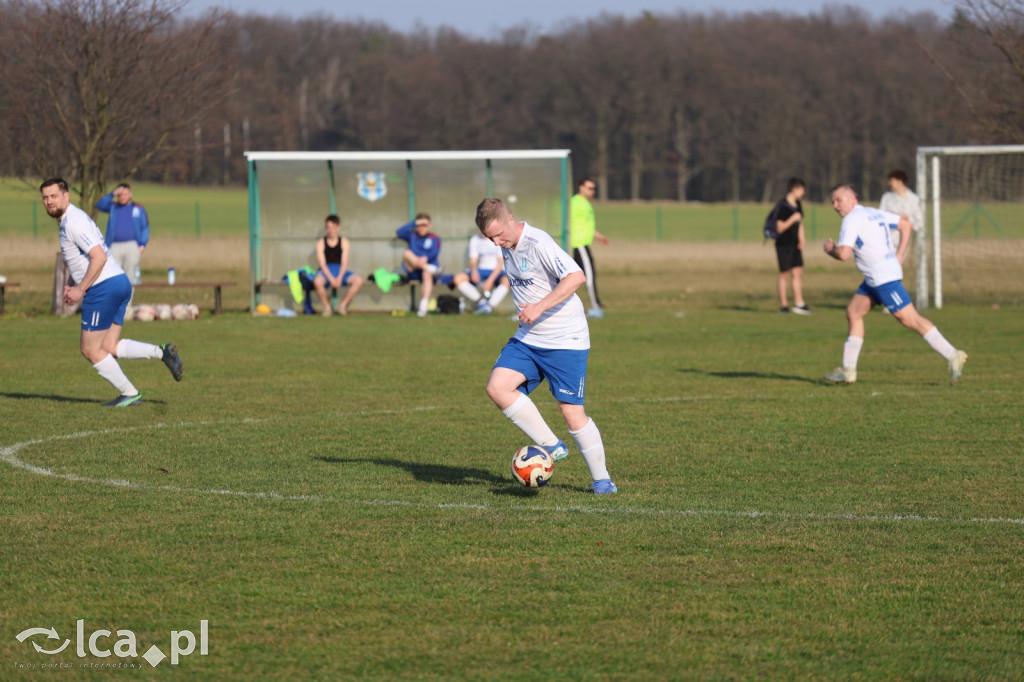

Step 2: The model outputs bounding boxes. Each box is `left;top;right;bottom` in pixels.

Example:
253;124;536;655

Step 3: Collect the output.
96;183;150;285
396;213;442;317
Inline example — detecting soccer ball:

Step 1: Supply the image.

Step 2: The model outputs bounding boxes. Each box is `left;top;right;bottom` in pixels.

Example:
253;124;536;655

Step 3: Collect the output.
134;304;155;322
187;303;200;320
155;303;172;321
171;303;189;320
511;445;554;487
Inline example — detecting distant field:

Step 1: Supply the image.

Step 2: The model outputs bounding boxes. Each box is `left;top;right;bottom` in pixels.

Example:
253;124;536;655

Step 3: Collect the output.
3;179;1021;241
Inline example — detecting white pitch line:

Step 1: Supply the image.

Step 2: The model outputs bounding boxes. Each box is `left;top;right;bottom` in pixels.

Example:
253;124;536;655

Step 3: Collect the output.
0;419;318;502
3;420;1023;526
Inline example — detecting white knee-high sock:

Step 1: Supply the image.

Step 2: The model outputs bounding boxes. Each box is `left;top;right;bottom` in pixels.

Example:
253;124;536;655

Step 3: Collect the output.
570;418;610;482
923;327;957;361
116;338;162;360
456;281;481;302
93;354;138;396
489;284;509;308
843;336;864;369
501;394;559;447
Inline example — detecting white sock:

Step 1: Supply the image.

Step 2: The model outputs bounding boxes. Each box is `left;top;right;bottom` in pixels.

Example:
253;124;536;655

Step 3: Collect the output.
456;281;481;302
570;418;610;482
923;327;957;361
489;284;509;308
116;338;162;360
842;336;864;369
93;354;138;396
501;394;559;447
418;298;429;315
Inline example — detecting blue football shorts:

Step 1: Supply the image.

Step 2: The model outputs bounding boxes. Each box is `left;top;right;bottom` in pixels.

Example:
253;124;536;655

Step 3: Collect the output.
81;273;132;331
493;338;589;405
315;263;356;286
856;279;912;313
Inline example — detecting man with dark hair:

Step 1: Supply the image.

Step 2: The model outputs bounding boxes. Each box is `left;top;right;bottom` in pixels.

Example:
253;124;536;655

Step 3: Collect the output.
823;183;966;385
569;177;609;318
312;214;363;316
41;178;182;406
878;169;923;252
96;182;150;284
772;177;811;314
475;197;617;494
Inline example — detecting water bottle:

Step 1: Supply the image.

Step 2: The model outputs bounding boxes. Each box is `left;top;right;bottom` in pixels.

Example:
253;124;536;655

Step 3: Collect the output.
458;297;466;314
168;267;176;286
133;264;141;285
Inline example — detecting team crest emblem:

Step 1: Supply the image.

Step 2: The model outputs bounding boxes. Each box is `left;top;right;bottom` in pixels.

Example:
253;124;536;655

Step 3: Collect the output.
519;257;532;272
356;172;387;202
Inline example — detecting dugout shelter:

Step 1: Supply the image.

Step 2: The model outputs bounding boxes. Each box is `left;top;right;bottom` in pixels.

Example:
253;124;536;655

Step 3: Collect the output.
245;150;572;313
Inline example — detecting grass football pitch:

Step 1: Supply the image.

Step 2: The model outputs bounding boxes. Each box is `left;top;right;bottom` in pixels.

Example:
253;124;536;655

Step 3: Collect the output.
2;237;1023;678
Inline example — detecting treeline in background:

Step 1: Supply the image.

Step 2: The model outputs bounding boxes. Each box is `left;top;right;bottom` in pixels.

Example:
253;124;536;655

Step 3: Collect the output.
1;0;1021;209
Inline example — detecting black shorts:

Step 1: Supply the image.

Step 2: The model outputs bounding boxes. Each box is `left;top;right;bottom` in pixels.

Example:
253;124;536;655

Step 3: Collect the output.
776;245;803;272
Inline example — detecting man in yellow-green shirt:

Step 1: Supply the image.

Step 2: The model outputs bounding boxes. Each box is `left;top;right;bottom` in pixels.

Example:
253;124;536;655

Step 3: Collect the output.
570;177;609;318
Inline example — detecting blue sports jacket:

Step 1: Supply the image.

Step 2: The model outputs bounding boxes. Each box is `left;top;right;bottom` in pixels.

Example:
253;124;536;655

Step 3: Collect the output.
395;221;441;265
96;193;150;248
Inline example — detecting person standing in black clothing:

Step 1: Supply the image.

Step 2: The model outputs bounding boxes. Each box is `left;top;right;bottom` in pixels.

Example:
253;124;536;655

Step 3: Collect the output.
773;177;811;314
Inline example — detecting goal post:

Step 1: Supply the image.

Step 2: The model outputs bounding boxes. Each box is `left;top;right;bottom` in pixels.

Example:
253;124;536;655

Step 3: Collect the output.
244;150;572;313
916;144;1024;309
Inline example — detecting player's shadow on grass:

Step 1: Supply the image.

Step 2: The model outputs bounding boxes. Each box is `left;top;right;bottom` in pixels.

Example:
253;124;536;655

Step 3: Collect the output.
313;456;589;496
677;367;820;384
1;391;101;404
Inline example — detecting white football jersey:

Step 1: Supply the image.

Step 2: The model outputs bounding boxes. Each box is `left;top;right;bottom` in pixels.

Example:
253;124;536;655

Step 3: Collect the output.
503;223;589;350
467;233;502;272
837;204;903;287
59;203;124;287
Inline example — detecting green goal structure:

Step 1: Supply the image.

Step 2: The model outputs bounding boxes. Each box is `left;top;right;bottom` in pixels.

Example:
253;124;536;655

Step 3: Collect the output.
245;150;572;313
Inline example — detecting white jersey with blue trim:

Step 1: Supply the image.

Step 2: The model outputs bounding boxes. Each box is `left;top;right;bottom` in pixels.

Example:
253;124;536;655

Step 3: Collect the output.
837;204;903;287
503;223;589;350
60;203;124;287
467;233;502;271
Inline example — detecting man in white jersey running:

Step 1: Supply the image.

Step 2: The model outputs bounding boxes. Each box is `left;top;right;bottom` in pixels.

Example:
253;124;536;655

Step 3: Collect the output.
823;183;967;385
41;178;183;406
475;197;617;494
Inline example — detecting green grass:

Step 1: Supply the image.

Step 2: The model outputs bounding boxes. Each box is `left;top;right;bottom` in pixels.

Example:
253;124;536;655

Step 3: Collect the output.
2;278;1022;678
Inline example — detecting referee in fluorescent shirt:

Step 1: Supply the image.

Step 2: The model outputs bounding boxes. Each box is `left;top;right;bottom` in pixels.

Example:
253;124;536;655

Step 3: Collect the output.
41;178;182;407
569;177;609;318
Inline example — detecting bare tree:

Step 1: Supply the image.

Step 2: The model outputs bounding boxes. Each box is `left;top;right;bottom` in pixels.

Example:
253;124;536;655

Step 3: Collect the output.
0;0;234;209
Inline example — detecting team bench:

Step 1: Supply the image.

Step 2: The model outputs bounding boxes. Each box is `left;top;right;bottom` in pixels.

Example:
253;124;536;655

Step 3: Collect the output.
253;279;419;313
134;281;236;315
0;281;19;315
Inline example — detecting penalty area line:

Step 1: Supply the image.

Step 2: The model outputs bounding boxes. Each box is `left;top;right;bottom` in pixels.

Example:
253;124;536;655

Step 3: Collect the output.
359;499;1024;527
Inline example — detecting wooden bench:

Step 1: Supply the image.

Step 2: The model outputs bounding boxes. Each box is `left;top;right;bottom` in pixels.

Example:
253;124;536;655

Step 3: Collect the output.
0;281;19;315
134;281;236;315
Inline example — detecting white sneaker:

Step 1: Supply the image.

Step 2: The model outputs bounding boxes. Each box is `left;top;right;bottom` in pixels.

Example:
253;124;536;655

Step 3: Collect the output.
949;350;968;385
825;366;857;384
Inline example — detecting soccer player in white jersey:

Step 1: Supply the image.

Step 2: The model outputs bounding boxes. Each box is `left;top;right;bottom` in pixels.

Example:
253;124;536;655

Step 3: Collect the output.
40;178;183;406
447;232;511;314
823;183;967;385
475;197;617;494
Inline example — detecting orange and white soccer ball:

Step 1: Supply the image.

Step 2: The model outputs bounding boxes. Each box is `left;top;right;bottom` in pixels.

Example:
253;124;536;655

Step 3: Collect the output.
511;445;555;487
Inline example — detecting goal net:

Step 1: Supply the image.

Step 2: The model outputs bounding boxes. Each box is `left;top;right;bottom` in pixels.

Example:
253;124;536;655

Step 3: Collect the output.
244;150;571;313
917;145;1024;308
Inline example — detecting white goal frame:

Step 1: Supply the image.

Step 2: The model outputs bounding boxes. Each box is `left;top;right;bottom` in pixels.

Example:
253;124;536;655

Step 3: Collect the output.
916;144;1024;309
